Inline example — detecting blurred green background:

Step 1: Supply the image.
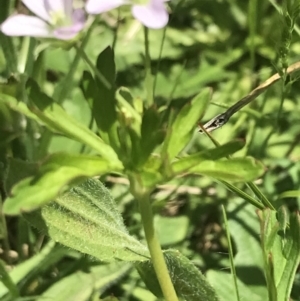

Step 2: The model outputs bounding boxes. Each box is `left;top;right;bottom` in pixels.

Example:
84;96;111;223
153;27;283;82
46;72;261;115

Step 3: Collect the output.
1;0;300;300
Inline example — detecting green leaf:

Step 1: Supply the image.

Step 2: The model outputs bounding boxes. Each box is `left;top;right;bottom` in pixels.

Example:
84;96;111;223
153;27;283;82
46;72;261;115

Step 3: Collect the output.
101;297;120;301
0;32;18;74
221;181;265;210
162;88;211;160
26;79;121;165
3;153;120;215
188;157;265;182
116;126;134;167
127;127;141;168
227;201;267;298
0;259;19;299
155;216;189;246
172;140;245;174
278;190;300;199
4;158;38;194
80;70;95;107
139;106;165;166
207;270;265;301
136;249;220;301
94;46;117;132
138;169;164;189
0;92;40;122
80;49;121;154
114;104;165;169
258;207;300;301
38;262;131;301
116;87;142;124
24;178;150;262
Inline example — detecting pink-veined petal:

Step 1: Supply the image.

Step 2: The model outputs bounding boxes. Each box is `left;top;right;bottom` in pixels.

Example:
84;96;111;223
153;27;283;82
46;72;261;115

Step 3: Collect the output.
132;0;168;29
53;22;84;40
22;0;50;21
85;0;127;14
53;8;86;40
0;15;52;37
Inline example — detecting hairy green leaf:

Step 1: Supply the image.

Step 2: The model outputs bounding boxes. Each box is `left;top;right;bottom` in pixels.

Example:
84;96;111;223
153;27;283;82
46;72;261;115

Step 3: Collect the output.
136;249;220;301
24;178;150;262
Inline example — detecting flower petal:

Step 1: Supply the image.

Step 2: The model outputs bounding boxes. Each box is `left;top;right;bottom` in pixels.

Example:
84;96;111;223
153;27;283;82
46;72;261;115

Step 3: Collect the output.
85;0;126;14
53;24;83;40
72;8;86;25
53;8;86;40
132;0;168;29
44;0;69;15
63;0;73;17
22;0;50;21
0;15;52;37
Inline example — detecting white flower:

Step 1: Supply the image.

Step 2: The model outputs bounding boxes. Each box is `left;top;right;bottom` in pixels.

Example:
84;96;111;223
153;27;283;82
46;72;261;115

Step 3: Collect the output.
1;0;86;40
86;0;169;29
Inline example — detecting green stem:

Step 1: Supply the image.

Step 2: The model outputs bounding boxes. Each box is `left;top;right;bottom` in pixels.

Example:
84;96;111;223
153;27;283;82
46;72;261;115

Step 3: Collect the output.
276;71;288;127
246;182;275;210
222;205;240;301
37;20;97;158
0;195;11;264
205;131;274;210
79;113;94;154
74;44;111;89
112;8;121;51
143;27;154;106
130;176;178;301
0;0;18;75
220;180;265;210
54;17;99;103
248;0;257;73
18;37;31;74
153;26;167;96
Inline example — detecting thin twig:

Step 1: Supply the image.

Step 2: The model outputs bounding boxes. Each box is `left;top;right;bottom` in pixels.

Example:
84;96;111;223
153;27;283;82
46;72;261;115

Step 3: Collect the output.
200;61;300;133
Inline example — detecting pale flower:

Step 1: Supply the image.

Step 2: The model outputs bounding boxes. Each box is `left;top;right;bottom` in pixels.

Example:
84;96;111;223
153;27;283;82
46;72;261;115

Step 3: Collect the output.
86;0;169;29
0;0;86;40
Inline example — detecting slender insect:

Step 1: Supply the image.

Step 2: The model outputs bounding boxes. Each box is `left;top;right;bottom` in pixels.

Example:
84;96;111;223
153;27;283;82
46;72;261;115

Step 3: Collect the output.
199;61;300;133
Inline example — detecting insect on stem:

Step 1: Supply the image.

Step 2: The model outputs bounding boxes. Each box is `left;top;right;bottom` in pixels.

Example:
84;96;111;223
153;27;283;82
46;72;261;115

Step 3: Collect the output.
199;61;300;133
